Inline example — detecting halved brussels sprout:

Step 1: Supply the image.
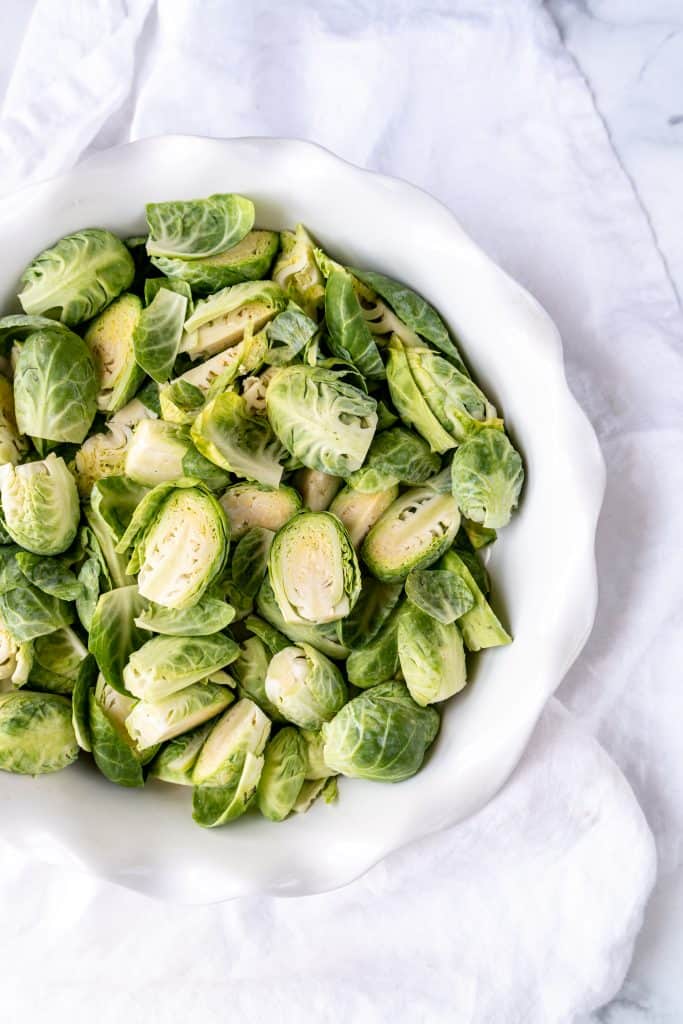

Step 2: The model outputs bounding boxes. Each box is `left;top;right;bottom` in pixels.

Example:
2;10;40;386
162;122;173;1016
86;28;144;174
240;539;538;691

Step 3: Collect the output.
0;455;79;555
268;511;361;625
88;686;144;788
440;550;511;651
147;721;213;785
0;690;78;774
192;697;270;787
322;680;439;782
293;468;342;512
404;568;474;624
18;228;135;326
191;391;286;486
181;281;286;360
232;635;284;721
397;603;467;706
134;593;235;636
257;726;307;821
265;643;347;730
347;427;440;493
125;681;234;749
74;423;131;497
219;481;301;540
0;374;28;466
385;335;458;453
123;632;238;700
328;484;398;549
405;346;502;445
256;577;349;660
29;627;88;694
125;419;230;490
266;364;378;477
450;428;524;529
324;266;385;380
152;230;280;294
13;328;98;444
345;605;402;688
86;479;144;588
361;486;460;582
84;293;146;412
272;224;325;320
193;750;264;828
300;728;335;781
133;287;187;383
146;193;255;260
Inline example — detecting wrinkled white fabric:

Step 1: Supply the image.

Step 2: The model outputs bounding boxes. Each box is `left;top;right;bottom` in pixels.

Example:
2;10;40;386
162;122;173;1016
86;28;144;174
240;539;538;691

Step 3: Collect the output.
1;1;680;1021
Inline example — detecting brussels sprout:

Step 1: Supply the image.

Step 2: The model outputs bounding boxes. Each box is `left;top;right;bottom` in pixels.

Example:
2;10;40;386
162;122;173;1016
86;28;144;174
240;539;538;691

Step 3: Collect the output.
0;314;74;346
244;614;289;655
324;267;385;379
328;484;398;549
347;427;440;493
123;632;238;700
0;544;24;593
397;603;467;706
15;552;82;601
440;550;511;651
404;568;474;624
29;627;88;694
193;750;264;827
192;697;270;787
385;335;459;453
269;511;361;625
0;581;74;643
152;230;279;294
265;643;347;730
241;366;279;415
361;486;460;582
125;681;234;750
144;277;193;307
266;364;377;477
232;635;284;721
256;577;349;660
406;345;502;445
74;423;132;497
460;518;497;551
0;690;78;774
300;729;335;780
219;481;301;540
85;478;145;588
133;287;187;383
293;468;342;512
0;455;79;555
75;556;101;632
232;527;274;599
336;576;403;650
110;389;160;427
13;328;98;447
134;593;235;636
125;419;230;490
147;721;213;785
0;614;32;689
257;726;307;821
450;428;524;529
88;688;144;787
292;777;330;813
145;193;255;260
71;652;98;751
0;374;29;466
191;391;286;486
322;680;439;782
265;304;318;366
345;606;401;688
18;228;134;326
123;484;229;610
272;224;325;320
84;293;146;412
88;585;149;693
351;268;469;372
453;547;490;596
182;281;286;360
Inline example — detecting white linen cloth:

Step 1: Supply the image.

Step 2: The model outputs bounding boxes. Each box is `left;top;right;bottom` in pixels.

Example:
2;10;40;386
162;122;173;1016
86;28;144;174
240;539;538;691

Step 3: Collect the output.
1;1;681;1020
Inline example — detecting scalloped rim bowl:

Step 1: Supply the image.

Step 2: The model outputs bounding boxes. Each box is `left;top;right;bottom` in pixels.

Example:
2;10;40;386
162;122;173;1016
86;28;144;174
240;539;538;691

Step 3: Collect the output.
0;136;605;903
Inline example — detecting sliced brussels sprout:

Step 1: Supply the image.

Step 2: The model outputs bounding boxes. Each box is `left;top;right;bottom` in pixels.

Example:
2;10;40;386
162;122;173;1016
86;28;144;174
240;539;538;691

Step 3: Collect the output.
0;580;74;643
152;230;279;294
404;568;474;624
256;577;350;660
15;552;82;601
133;286;187;383
266;364;378;477
231;527;274;600
450;428;524;529
336;576;403;650
345;606;402;688
322;680;439;782
265;303;318;366
18;228;134;326
193;750;264;827
146;193;255;259
134;593;235;636
88;688;144;787
84;293;145;412
328;484;399;549
219;481;301;540
257;726;307;821
293;468;342;512
0;374;29;466
346;426;440;493
181;281;286;360
385;335;457;453
13;328;98;444
361;486;460;582
300;728;335;781
272;224;325;320
28;627;88;694
71;652;98;751
192;697;271;786
440;550;511;651
0;690;78;774
460;518;497;551
265;643;347;730
191;391;286;486
324;267;385;379
74;423;132;497
147;721;213;785
125;681;234;750
397;603;467;706
125;419;230;490
268;511;361;625
0;455;79;555
88;585;149;693
123;632;238;700
405;346;502;445
232;635;284;721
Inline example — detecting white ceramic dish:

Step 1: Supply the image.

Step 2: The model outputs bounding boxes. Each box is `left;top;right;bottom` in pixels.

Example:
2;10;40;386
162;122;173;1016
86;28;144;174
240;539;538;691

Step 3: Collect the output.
0;136;604;903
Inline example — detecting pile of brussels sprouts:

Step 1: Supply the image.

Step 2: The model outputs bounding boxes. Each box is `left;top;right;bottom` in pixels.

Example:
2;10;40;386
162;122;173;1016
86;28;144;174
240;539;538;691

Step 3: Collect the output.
0;192;524;827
